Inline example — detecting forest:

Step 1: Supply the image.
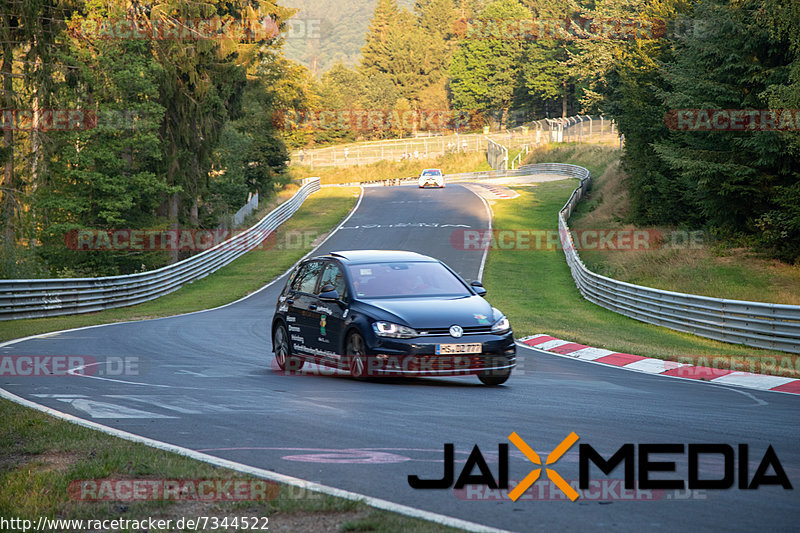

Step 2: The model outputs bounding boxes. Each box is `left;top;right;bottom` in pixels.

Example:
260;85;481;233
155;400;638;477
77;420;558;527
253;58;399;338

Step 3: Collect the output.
1;0;798;280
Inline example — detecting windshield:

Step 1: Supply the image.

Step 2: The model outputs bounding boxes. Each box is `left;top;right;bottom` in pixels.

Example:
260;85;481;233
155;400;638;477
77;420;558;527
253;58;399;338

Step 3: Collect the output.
422;170;441;176
348;261;470;298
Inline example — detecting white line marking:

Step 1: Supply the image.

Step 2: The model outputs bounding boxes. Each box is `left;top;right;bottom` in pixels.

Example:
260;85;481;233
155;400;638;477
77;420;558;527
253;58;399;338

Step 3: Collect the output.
517;341;799;397
66;362;183;389
470;185;493;282
708;385;769;406
534;339;572;351
623;358;687;374
710;372;795;390
0;388;511;533
564;347;615;361
517;334;550;344
55;398;176;419
32;394;88;398
106;395;204;414
0;186;366;352
0;186;513;531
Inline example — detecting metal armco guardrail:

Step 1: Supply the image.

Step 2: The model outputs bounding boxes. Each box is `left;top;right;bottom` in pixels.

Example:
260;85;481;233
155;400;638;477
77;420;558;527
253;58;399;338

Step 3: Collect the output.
325;164;581;188
0;178;322;321
555;164;800;354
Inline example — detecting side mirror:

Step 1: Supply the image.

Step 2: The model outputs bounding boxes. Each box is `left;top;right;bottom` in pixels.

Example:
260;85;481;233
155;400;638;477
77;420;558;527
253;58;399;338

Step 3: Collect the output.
319;283;340;301
470;280;487;296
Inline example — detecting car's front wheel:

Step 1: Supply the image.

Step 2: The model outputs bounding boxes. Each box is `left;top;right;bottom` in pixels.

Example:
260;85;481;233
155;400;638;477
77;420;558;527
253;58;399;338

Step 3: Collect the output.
273;323;304;372
478;368;511;386
346;331;368;379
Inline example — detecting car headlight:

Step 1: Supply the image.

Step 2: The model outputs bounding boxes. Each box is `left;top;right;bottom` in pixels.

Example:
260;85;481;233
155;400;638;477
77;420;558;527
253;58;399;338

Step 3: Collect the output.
373;321;418;339
491;316;510;334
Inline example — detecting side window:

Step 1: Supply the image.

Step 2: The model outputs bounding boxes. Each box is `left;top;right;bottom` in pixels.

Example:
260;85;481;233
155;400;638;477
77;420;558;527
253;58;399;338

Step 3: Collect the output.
289;264;308;291
319;262;347;299
292;261;323;293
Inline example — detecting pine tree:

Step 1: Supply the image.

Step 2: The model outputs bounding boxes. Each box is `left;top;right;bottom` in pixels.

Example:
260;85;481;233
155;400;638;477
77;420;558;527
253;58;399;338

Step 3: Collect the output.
361;0;402;75
449;0;530;127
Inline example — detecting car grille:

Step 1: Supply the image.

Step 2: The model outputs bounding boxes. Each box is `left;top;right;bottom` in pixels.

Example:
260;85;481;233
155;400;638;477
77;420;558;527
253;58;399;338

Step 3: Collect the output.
416;325;494;336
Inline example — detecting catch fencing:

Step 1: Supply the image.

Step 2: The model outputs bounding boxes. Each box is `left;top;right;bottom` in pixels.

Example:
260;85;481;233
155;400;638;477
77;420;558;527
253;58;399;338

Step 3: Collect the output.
290;115;617;168
230;192;259;227
486;137;509;170
0;179;321;321
556;166;800;354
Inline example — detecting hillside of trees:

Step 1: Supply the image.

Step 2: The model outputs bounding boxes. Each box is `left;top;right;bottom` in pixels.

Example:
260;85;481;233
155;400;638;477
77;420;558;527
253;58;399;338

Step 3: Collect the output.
1;0;798;280
1;0;298;277
292;0;799;263
281;0;415;75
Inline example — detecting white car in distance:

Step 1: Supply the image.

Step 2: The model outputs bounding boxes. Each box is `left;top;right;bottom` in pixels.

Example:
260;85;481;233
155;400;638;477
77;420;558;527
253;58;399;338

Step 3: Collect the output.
418;168;445;188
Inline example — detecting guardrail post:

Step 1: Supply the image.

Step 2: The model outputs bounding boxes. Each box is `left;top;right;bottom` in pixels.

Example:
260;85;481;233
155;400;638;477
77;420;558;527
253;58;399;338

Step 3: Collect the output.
0;178;323;321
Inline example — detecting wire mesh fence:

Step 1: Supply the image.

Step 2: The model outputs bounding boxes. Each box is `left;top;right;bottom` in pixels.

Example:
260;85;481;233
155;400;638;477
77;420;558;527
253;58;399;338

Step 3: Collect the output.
290;115;618;168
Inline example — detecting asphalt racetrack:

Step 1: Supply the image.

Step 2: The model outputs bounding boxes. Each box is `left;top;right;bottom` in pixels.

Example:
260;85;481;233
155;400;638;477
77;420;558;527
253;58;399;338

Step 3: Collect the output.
2;184;798;532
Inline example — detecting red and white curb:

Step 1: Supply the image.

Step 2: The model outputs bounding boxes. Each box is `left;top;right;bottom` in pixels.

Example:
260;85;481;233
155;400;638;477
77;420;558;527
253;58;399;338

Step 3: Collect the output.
464;183;519;200
518;334;800;395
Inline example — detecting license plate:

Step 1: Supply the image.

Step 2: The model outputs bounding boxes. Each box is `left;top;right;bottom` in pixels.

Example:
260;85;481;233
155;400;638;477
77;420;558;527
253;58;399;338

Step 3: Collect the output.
436;343;482;355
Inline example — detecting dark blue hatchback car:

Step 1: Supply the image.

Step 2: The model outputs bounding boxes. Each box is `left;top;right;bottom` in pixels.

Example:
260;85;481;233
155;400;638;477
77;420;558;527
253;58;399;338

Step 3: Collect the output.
271;250;516;385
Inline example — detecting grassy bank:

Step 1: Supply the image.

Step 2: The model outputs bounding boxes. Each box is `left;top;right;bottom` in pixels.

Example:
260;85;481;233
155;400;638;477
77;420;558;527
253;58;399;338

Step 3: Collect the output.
289;151;492;185
482;179;796;376
0;398;456;532
522;142;622;178
570;160;800;305
1;187;360;344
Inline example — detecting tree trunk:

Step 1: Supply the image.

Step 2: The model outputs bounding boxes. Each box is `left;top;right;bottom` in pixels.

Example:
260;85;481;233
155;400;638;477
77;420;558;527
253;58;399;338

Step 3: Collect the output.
190;198;198;226
169;192;180;264
562;86;568;118
1;39;15;243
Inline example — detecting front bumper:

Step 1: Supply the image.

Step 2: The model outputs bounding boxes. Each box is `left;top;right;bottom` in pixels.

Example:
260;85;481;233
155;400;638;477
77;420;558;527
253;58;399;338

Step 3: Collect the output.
359;332;516;377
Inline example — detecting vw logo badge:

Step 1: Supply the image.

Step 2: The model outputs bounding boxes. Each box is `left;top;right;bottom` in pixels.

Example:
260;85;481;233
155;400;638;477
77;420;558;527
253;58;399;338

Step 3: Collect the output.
449;325;463;338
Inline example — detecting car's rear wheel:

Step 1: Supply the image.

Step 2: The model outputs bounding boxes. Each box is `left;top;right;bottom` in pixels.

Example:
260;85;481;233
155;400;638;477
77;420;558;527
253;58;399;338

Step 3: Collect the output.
478;368;511;386
273;323;304;372
346;331;368;379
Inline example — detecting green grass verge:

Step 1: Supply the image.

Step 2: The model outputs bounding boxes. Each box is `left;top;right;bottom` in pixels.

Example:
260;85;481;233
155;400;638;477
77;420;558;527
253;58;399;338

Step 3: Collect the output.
0;398;458;532
482;180;797;377
522;142;622;178
0;187;360;344
569;156;800;306
289;151;492;185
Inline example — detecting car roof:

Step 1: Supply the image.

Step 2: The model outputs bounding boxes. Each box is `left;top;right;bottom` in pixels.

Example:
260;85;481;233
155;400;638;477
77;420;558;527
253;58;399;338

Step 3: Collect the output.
422;168;442;173
323;250;436;264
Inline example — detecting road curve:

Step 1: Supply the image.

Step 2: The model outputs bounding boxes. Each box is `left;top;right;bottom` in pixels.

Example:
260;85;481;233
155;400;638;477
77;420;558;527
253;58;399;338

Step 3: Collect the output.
2;184;798;532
